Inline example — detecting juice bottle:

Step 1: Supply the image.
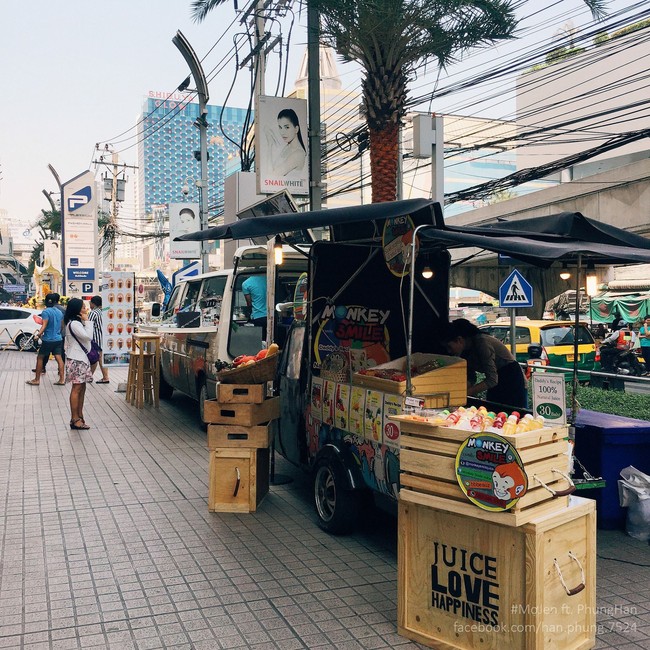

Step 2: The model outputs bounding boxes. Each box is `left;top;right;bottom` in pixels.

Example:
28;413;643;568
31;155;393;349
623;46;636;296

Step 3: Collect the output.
491;412;508;430
445;407;465;425
469;412;485;431
482;411;496;430
530;415;545;430
502;414;520;435
516;414;534;433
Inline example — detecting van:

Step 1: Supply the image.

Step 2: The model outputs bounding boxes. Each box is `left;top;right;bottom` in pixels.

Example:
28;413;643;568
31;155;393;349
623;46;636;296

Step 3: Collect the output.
156;245;308;424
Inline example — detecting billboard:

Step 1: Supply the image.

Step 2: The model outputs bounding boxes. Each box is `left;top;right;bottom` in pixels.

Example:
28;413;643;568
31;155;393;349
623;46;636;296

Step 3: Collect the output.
62;170;98;298
101;271;135;366
169;202;201;260
256;95;309;196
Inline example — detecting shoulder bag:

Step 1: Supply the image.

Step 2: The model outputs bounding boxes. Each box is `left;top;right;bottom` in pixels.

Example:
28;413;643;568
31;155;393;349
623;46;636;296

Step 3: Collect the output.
69;322;101;364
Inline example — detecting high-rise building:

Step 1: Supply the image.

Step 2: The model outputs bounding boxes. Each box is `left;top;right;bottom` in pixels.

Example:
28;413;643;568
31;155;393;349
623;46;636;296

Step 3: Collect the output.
137;92;250;263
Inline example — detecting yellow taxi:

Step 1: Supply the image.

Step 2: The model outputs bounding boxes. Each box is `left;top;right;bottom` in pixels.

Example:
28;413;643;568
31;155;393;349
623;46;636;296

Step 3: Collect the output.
479;320;599;377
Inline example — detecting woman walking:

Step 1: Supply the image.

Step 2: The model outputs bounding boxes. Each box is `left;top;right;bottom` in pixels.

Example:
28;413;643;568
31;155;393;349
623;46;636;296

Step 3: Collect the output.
64;298;94;430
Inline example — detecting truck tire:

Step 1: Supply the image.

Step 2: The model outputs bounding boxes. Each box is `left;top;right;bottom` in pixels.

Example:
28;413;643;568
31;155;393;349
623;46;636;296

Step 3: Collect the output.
198;381;209;430
159;373;174;400
314;457;362;535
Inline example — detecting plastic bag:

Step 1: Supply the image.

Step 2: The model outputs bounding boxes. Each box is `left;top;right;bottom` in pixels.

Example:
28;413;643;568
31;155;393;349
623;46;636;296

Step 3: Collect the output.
618;465;650;542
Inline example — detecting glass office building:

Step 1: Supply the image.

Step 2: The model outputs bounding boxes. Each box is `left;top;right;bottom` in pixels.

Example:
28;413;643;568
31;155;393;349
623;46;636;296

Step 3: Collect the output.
137;93;249;217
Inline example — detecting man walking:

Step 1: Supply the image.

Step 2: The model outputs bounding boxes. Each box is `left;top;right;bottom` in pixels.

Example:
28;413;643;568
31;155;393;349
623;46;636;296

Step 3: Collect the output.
88;295;110;384
27;293;65;386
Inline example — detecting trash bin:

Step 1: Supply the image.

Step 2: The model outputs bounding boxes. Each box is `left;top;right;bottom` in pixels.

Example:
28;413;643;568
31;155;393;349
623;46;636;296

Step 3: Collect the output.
573;410;650;529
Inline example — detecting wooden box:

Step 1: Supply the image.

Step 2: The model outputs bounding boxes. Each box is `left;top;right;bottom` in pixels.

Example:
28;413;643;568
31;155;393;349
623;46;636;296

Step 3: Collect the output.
204;396;279;427
216;383;266;404
352;353;467;408
207;422;273;449
208;447;270;513
398;497;596;650
394;416;572;526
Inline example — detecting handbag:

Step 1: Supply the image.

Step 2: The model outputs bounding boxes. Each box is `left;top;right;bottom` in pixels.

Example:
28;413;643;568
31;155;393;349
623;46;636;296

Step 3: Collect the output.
69;323;101;364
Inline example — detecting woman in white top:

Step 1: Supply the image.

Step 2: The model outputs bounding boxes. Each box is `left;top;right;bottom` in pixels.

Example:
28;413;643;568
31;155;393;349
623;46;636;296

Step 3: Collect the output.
64;298;94;430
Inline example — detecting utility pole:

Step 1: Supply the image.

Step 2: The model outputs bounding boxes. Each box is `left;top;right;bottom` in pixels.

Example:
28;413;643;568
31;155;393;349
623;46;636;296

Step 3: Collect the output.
307;4;322;211
93;147;138;270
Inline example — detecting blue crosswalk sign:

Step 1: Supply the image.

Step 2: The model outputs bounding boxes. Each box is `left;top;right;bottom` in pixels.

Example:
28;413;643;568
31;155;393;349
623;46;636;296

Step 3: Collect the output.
499;269;533;308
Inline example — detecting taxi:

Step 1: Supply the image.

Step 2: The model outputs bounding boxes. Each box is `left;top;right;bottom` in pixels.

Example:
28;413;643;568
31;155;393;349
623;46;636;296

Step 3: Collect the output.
479;320;599;377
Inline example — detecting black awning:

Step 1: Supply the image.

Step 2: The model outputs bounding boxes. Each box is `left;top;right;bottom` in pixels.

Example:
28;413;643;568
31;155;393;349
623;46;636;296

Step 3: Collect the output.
175;198;436;242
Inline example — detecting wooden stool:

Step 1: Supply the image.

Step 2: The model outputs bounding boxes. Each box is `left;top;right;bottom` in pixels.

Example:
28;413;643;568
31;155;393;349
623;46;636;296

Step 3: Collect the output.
126;333;161;408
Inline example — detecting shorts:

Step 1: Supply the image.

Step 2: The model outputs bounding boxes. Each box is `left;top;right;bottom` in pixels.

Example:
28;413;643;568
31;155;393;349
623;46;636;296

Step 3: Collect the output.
38;340;63;357
65;359;93;384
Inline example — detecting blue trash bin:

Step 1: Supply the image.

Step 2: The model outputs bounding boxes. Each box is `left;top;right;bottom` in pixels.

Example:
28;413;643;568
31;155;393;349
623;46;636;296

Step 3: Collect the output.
573;410;650;529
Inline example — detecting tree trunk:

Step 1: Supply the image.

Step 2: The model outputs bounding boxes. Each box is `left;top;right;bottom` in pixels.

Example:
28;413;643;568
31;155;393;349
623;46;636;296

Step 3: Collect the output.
369;122;399;203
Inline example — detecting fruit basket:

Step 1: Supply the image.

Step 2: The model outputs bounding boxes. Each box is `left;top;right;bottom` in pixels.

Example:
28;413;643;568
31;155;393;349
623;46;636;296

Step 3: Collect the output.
216;353;279;384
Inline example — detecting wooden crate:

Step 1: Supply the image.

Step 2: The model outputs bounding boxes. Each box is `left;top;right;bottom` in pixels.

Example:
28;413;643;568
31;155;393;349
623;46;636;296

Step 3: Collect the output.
208;447;270;513
216;383;266;404
352;353;467;408
207;422;273;449
204;396;279;427
394;416;572;526
398;497;596;650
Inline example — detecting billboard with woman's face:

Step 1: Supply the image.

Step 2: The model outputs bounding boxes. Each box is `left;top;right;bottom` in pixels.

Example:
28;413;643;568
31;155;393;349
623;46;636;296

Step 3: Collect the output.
256;95;309;196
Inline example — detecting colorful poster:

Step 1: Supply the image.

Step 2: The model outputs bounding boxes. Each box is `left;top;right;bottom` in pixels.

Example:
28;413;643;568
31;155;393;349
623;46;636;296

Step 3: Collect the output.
364;389;384;442
310;377;323;421
382;394;402;448
334;383;350;431
293;272;308;321
455;433;528;512
349;386;366;435
101;271;135;366
382;215;416;278
323;380;336;426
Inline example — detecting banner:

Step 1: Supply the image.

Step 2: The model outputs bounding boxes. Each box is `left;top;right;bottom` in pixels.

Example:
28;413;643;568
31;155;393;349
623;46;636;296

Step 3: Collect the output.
256;95;309;196
100;271;135;366
169;203;201;259
62;170;98;298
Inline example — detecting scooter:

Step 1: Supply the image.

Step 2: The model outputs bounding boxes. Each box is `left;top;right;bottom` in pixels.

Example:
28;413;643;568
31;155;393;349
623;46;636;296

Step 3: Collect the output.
599;343;647;376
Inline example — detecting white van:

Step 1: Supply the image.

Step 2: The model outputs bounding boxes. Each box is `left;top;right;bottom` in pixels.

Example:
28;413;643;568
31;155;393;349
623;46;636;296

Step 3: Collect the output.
156;245;308;424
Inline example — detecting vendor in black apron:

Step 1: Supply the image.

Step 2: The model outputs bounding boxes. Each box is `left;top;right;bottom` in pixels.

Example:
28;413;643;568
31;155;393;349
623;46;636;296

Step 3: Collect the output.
440;319;528;409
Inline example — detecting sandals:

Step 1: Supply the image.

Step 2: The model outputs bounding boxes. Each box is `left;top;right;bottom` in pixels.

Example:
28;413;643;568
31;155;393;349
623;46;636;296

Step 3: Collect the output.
96;379;110;384
70;418;90;430
25;380;40;386
54;381;66;386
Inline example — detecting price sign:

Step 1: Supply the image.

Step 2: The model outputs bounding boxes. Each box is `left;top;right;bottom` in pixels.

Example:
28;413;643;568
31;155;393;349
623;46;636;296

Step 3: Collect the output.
531;373;566;425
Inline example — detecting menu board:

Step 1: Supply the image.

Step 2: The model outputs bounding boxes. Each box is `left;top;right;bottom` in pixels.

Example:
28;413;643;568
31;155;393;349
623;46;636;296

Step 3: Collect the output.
101;272;135;366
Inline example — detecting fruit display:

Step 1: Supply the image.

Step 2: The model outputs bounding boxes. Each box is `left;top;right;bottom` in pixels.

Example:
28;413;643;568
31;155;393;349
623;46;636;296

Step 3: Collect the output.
356;357;445;383
215;343;280;373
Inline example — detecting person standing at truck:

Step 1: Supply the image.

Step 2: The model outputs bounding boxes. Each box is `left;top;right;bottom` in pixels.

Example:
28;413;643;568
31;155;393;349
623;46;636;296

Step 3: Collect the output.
440;318;527;409
242;274;268;343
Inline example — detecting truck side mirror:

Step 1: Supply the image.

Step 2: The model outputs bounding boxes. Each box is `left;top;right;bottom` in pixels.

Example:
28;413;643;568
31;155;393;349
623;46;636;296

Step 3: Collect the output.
151;303;162;317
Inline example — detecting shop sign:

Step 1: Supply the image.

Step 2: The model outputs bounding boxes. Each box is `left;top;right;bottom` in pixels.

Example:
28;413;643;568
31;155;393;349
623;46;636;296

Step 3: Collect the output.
531;373;566;424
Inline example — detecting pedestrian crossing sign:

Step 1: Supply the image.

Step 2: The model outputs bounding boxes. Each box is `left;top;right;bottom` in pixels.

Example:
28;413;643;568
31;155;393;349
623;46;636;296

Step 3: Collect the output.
499;269;533;308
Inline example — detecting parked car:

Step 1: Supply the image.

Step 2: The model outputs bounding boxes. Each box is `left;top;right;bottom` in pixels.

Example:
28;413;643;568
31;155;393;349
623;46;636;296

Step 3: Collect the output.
0;306;42;351
479;320;599;378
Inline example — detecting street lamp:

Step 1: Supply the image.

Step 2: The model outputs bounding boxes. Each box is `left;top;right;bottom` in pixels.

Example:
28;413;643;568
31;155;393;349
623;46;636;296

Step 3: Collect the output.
173;30;210;274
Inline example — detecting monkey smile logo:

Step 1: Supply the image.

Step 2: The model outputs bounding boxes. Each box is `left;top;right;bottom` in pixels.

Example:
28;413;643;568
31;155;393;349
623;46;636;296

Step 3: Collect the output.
455;433;528;511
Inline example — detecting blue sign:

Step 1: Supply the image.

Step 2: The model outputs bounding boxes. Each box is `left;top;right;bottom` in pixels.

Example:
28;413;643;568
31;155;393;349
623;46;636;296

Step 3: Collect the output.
68;185;92;212
82;282;94;293
67;268;95;281
499;269;533;308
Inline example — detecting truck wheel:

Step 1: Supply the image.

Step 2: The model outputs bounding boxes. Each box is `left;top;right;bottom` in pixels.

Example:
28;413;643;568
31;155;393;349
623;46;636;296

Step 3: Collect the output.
159;374;174;400
314;458;362;535
198;381;209;430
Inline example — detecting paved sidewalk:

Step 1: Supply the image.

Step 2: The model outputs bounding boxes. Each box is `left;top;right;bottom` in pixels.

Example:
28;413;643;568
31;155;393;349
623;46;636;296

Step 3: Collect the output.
0;349;648;649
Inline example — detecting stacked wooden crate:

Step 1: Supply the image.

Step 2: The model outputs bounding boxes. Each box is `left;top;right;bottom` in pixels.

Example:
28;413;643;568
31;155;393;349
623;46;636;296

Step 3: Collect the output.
205;383;279;513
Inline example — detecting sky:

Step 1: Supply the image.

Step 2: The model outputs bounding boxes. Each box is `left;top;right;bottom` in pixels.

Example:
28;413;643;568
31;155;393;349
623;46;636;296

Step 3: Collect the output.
0;0;639;240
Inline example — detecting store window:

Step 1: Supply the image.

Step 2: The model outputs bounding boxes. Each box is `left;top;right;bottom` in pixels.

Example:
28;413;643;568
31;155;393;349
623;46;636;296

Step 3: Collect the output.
199;275;227;326
228;272;265;358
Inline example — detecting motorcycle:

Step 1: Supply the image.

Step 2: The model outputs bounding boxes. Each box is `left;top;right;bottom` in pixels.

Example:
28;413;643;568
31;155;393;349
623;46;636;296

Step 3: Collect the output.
599;342;647;376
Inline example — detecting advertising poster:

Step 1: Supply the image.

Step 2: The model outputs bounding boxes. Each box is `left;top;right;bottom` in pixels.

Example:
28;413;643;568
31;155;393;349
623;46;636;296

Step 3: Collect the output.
310;377;323;421
349;386;365;435
334;383;350;431
382;394;402;448
101;271;135;366
169;203;201;260
62;170;98;298
364;389;384;442
382;215;416;277
323;380;336;426
256;95;309;196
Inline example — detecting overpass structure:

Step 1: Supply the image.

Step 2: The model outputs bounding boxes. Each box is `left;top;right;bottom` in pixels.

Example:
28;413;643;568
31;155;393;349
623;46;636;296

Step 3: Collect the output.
447;156;650;318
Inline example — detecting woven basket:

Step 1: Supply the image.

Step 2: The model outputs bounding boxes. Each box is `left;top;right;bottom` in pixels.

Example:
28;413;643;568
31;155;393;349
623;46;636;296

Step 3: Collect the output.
216;353;279;384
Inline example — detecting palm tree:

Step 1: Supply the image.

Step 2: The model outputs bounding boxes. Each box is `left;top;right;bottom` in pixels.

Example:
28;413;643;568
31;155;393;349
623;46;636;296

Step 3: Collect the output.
192;0;606;203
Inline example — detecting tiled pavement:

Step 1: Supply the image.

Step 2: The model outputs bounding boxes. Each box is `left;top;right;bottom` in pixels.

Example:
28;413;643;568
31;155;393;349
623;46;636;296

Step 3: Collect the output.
0;349;648;650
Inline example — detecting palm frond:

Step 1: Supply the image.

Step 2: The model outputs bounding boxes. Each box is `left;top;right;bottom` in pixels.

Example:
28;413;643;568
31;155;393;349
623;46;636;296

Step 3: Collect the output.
191;0;229;23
